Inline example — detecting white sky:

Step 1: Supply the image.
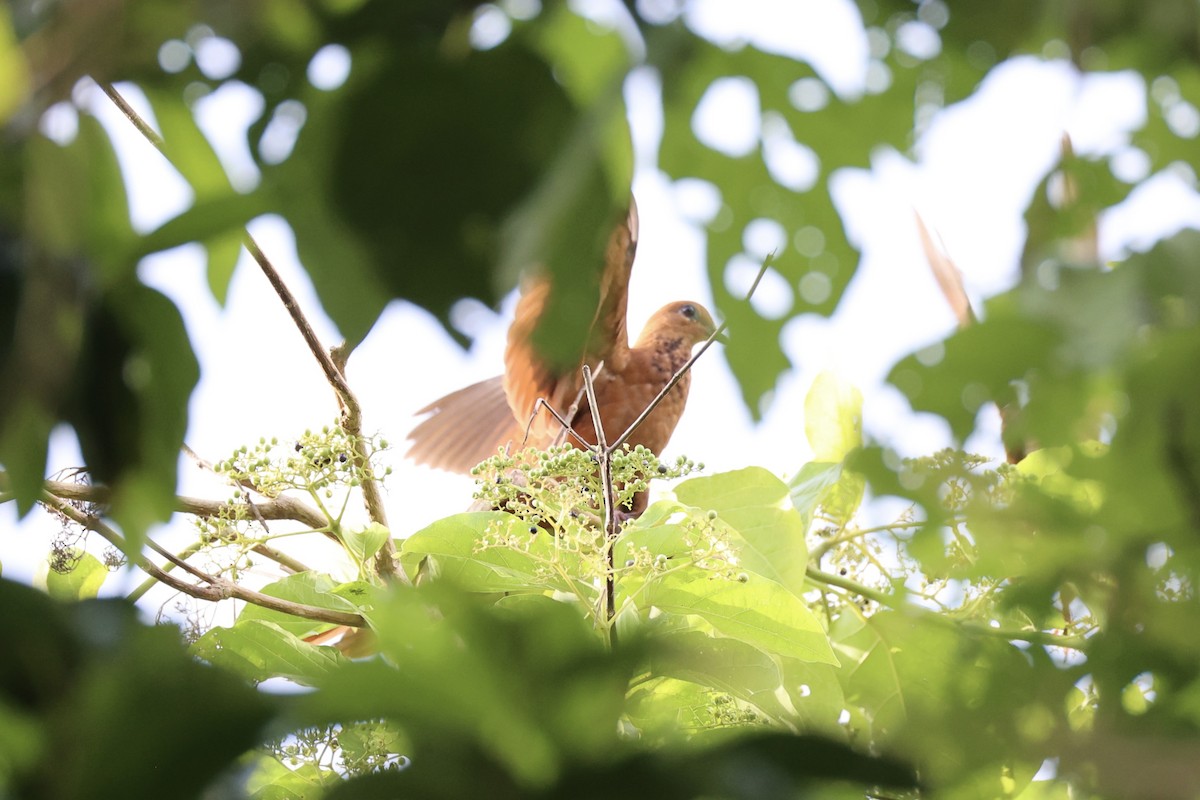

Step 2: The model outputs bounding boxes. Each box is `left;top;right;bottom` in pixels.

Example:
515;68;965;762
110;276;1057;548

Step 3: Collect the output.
4;0;1200;599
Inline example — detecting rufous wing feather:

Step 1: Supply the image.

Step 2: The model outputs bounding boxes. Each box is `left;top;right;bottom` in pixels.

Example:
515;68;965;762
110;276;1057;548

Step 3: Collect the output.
502;201;639;442
406;375;525;474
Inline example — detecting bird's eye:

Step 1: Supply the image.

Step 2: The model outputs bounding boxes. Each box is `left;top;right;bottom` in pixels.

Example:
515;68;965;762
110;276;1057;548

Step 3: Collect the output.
680;304;697;319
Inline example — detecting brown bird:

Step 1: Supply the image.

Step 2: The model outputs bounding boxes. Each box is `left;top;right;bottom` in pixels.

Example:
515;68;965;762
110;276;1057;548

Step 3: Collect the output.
406;200;721;510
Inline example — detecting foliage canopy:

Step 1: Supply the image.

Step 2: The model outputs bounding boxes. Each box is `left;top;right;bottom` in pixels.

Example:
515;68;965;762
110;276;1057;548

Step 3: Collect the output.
3;1;1200;798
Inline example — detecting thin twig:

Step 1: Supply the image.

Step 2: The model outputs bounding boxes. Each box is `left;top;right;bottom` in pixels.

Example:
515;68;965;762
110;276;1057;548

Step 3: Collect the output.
810;519;927;563
99;82;165;151
97;81;401;580
582;365;619;628
534;398;596;449
241;236;397;577
42;492;365;627
251;542;311;574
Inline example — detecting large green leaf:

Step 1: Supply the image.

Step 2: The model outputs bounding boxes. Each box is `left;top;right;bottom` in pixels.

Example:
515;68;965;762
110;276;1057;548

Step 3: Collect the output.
192;619;348;685
648;629;793;723
400;511;577;594
674;467;808;594
644;571;836;665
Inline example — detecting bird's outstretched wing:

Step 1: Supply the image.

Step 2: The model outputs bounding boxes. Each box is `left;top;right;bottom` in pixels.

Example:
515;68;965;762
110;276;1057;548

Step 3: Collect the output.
503;200;639;443
405;375;523;473
408;200;639;472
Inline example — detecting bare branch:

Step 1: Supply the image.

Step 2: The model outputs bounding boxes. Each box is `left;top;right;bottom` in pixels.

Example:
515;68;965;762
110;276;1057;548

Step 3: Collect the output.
36;473;330;531
41;492;366;628
580;365;620;628
97;81;400;580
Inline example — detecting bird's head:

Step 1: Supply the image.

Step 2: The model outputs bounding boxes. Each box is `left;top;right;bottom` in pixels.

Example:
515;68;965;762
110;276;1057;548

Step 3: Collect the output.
639;301;726;348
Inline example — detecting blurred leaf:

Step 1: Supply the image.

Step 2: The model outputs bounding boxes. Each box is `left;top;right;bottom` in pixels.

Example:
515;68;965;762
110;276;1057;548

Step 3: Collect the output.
192;619;348;685
659;39;918;417
205;228;244;304
0;7;30;125
137;192;266;261
295;586;638;792
143;87;232;201
38;550;107;601
805;372;862;461
270;36;618;351
0;578;274;799
64;281;199;548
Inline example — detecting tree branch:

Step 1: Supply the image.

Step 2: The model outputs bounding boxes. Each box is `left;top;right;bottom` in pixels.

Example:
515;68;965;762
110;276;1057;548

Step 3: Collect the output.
34;473;330;531
582;365;619;629
97;81;401;581
41;491;366;628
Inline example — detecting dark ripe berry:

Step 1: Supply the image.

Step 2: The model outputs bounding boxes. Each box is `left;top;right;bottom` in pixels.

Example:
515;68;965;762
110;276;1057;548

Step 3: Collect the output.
294;443;303;452
338;453;348;463
840;568;847;575
657;465;668;474
528;526;538;535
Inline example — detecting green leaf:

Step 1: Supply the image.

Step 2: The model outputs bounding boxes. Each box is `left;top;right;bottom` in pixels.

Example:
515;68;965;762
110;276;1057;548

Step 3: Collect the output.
644;572;837;665
400;511;575;594
238;572;364;636
780;659;848;737
805;371;862;461
342;522;391;571
143;88;232;201
674;467;808;594
192;619;348;685
649;630;794;723
246;755;330;800
38;550;108;601
788;461;841;527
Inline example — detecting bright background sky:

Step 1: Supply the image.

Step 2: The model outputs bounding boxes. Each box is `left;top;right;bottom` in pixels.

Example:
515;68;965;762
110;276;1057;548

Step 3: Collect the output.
4;0;1200;601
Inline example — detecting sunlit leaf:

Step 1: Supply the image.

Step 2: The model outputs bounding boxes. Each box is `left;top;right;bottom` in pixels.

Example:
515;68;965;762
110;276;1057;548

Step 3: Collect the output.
645;572;837;665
